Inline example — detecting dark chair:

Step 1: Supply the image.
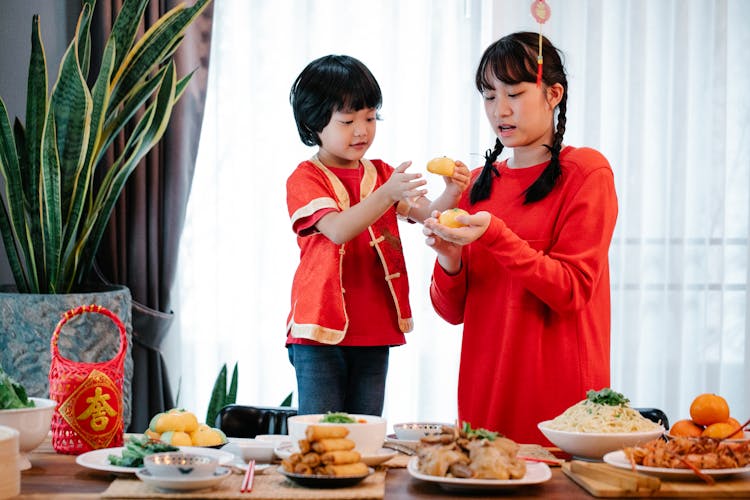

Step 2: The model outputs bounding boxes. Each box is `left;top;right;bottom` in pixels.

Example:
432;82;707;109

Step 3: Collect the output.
635;407;669;430
216;404;298;438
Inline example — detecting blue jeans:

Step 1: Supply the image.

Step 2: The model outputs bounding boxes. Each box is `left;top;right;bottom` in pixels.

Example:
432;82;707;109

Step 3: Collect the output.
287;344;389;416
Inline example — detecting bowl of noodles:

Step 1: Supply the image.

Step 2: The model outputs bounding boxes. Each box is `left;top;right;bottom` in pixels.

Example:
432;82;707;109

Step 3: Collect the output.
537;388;665;460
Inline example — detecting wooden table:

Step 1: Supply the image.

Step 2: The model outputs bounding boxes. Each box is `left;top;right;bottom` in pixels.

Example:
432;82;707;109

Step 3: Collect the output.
18;440;590;499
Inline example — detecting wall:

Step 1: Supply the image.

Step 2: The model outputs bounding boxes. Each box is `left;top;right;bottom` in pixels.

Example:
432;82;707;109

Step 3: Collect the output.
0;0;79;285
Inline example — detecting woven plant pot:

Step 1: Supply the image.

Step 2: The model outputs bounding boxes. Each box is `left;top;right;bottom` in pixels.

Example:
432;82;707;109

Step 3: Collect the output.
0;285;133;430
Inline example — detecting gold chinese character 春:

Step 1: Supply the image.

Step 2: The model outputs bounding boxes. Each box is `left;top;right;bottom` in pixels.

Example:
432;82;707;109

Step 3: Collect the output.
77;387;117;432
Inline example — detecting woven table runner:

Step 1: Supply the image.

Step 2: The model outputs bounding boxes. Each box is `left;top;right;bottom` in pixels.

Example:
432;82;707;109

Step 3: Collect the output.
102;468;386;499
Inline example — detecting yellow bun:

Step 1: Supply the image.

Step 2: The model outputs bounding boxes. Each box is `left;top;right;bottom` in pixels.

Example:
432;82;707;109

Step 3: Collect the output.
438;208;469;228
427;156;455;176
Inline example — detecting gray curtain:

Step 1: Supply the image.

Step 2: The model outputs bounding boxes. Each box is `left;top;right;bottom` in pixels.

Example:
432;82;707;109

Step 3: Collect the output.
90;0;214;432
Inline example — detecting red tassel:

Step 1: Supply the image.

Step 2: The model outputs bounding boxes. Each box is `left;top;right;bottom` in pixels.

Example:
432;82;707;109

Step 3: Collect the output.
536;57;543;87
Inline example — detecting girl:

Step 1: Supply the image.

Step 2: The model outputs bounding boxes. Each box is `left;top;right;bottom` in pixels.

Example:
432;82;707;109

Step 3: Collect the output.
424;33;618;444
286;54;470;415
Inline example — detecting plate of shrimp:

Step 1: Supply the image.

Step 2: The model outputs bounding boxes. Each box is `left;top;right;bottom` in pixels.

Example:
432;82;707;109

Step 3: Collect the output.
604;436;750;481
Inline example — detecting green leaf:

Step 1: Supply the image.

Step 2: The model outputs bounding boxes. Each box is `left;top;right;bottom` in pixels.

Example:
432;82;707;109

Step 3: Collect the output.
206;364;228;427
0;99;30;291
75;1;93;79
280;392;293;407
25;15;47;216
52;11;93;228
227;362;238;405
586;388;629;406
39;109;61;291
108;0;210;114
107;0;151;72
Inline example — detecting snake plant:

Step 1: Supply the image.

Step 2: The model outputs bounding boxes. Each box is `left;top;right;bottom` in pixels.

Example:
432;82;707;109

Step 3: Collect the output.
0;0;211;293
206;362;238;427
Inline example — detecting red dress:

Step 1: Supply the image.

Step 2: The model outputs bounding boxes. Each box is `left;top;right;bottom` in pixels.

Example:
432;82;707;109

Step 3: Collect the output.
430;146;618;444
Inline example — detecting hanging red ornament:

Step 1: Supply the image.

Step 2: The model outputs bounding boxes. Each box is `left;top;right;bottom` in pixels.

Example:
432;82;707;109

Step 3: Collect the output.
530;0;551;87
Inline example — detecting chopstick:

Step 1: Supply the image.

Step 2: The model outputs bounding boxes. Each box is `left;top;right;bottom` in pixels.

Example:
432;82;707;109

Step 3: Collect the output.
240;460;255;493
518;455;564;466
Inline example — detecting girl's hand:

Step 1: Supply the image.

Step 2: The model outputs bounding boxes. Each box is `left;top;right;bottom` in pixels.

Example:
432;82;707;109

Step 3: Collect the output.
381;161;427;203
423;212;463;273
425;210;491;246
443;160;471;195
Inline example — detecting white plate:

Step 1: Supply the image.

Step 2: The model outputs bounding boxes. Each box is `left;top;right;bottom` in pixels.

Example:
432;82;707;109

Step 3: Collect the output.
135;467;231;491
385;433;419;447
603;450;750;480
407;456;551;491
76;446;235;474
274;441;398;466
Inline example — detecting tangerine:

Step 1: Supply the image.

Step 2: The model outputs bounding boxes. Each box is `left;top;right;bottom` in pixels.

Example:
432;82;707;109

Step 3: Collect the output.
701;422;736;439
427;156;456;176
438;208;469;228
724;417;744;439
689;393;730;426
669;419;703;438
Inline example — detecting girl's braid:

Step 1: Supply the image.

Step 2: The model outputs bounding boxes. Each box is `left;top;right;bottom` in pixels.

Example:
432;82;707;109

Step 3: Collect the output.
524;92;567;204
469;138;503;204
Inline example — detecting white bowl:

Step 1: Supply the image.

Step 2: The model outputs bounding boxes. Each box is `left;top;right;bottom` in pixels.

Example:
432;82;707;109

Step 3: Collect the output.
143;452;218;478
287;414;386;455
0;397;56;470
254;434;292;451
221;438;275;463
537;420;665;460
393;422;451;441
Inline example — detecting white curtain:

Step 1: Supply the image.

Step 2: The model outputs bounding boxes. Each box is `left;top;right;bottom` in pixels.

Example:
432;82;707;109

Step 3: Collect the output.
165;0;750;430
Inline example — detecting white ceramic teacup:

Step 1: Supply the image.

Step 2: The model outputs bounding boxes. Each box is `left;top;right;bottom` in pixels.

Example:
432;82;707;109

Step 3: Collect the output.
143;452;218;478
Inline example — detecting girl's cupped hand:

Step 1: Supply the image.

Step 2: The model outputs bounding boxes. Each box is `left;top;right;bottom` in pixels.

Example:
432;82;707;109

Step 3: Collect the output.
424;210;491;247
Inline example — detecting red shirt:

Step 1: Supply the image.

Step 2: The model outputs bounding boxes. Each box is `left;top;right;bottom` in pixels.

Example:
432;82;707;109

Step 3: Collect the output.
430;146;618;444
287;160;405;346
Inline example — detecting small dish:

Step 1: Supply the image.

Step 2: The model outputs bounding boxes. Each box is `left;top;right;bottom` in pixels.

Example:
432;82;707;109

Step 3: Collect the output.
254;434;292;447
222;438;275;463
385;433;419;447
143;452;218;478
274;441;397;466
393;422;450;441
277;466;373;488
136;466;230;491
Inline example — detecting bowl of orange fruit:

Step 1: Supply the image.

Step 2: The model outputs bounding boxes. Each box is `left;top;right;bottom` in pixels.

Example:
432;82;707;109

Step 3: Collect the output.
669;393;748;441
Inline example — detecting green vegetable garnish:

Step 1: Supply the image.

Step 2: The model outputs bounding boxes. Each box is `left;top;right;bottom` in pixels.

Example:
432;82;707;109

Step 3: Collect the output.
461;421;499;441
586;388;629;406
107;436;179;467
320;412;357;423
0;362;35;410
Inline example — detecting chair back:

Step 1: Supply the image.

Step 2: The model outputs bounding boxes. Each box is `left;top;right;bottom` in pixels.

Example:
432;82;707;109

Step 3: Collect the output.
216;405;298;438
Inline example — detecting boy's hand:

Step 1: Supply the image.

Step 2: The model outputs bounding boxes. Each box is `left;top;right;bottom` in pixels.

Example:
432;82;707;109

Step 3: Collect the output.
382;161;427;203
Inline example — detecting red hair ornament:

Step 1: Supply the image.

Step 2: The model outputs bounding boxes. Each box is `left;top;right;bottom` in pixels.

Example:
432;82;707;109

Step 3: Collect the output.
531;0;551;87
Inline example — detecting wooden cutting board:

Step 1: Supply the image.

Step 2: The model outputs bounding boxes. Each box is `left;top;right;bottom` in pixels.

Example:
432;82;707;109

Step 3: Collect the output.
563;461;750;497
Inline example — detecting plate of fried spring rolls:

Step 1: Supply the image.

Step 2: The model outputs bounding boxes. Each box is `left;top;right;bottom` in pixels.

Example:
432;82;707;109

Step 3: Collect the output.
278;425;372;487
